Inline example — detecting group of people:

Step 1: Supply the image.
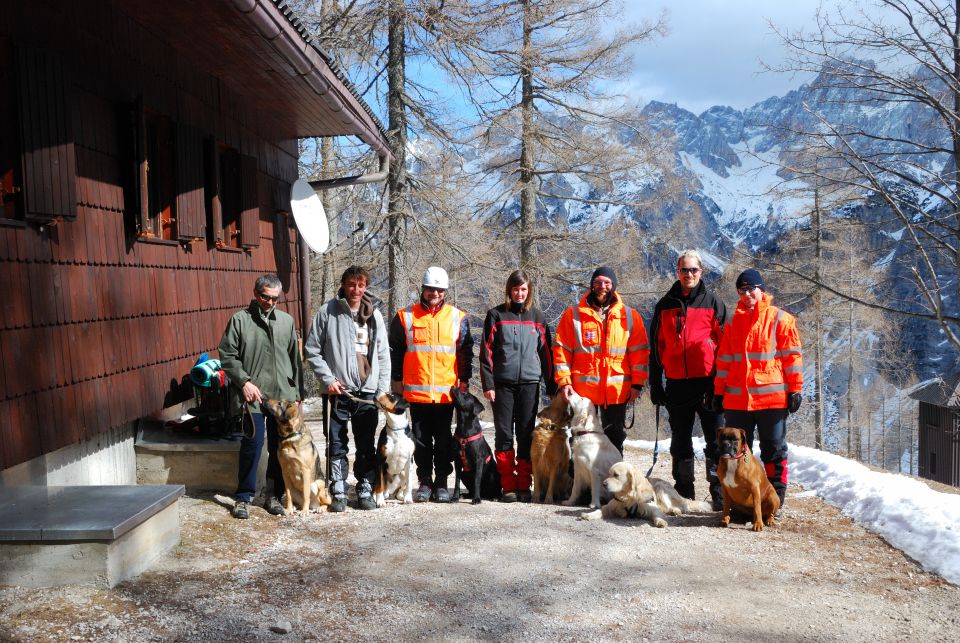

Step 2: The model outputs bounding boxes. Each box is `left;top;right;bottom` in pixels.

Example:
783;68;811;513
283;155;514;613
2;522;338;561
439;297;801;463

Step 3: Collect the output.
218;250;803;520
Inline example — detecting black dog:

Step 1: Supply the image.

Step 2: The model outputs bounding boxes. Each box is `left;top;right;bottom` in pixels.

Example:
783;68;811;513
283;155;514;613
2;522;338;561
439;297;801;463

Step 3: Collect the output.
450;387;501;504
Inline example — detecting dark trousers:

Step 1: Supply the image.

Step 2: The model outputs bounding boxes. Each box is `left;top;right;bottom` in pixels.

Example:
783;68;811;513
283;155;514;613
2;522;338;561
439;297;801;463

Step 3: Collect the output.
724;408;789;493
492;382;539;459
328;392;379;499
665;377;721;462
410;402;455;483
235;411;285;503
599;403;628;454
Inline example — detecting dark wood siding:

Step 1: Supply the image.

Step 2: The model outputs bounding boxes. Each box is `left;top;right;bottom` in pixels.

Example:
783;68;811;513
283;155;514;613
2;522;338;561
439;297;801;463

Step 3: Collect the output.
0;2;303;471
918;401;960;487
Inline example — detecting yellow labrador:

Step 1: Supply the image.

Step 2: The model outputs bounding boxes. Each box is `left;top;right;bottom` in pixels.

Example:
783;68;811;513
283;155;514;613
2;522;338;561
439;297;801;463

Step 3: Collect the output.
582;462;711;526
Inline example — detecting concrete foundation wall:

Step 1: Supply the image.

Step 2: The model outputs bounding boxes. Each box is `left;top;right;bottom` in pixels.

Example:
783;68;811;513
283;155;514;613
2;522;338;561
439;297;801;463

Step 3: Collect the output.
0;423;137;487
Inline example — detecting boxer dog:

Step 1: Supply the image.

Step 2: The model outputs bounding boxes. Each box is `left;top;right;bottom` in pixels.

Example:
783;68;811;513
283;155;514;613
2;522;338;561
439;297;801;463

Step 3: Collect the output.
717;427;780;531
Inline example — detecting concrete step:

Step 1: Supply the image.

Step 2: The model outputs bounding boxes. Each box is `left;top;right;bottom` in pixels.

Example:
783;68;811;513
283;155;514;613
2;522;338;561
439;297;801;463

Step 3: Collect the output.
0;485;184;588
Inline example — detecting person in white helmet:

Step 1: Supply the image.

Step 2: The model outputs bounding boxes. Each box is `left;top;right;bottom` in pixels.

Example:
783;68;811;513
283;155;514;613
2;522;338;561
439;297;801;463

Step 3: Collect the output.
389;267;474;502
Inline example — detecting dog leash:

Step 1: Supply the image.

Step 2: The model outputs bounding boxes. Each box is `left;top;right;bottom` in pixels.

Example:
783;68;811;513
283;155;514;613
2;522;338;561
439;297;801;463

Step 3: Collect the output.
645;404;661;478
241;402;255;439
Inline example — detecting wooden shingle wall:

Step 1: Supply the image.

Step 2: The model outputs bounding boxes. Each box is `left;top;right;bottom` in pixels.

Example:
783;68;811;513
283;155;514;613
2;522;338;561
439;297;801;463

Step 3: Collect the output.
0;2;303;471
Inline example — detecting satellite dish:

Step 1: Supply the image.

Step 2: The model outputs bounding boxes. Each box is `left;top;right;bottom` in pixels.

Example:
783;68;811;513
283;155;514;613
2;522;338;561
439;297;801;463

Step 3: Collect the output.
290;178;330;253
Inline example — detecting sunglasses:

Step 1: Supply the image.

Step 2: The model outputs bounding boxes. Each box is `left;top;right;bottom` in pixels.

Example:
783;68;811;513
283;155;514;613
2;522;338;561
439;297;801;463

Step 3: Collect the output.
678;267;701;275
256;292;280;303
423;286;446;293
737;285;760;295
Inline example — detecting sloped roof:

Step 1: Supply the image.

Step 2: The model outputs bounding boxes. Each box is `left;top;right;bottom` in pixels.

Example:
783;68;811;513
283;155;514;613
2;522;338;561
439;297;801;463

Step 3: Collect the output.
126;0;389;156
909;374;960;407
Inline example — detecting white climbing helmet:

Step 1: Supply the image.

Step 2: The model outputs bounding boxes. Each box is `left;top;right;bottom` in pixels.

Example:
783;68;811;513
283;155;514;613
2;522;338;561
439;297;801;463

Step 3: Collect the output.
422;266;449;290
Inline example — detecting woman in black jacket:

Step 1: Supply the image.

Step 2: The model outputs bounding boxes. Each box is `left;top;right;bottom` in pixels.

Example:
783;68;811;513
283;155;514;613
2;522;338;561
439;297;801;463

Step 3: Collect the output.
480;270;556;502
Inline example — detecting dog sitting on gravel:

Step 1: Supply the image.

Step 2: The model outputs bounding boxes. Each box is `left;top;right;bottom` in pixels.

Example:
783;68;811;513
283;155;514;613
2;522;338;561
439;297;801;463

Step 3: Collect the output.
717;426;780;532
563;391;622;510
373;392;416;507
451;387;501;504
582;462;712;526
531;392;572;504
263;399;332;514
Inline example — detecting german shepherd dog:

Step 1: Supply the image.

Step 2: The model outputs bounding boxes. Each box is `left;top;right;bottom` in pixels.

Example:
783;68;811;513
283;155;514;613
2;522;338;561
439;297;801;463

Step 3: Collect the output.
373;392;416;507
262;399;332;514
450;387;501;504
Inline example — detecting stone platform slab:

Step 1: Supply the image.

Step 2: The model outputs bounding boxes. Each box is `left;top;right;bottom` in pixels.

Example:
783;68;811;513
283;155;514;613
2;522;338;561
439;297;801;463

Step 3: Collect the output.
135;420;247;491
0;485;184;588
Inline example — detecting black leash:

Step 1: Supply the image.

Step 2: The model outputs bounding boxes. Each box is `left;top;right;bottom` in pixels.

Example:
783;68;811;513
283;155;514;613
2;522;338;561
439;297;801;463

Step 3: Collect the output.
646;403;661;478
321;394;331;484
624;398;636;430
241;402;255;439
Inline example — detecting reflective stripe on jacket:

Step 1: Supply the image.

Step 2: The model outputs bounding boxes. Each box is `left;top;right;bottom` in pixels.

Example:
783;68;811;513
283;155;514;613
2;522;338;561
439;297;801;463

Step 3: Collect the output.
392;302;472;404
479;303;553;391
713;293;803;411
552;292;649;406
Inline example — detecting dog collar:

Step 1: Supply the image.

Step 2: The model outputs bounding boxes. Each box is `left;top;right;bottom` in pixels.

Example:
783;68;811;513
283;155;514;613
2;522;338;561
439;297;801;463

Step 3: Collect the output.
722;444;749;460
573;430;603;437
457;433;484;446
280;431;302;442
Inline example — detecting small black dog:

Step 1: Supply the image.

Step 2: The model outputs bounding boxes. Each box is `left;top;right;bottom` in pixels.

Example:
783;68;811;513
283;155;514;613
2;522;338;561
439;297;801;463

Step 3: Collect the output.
450;386;501;504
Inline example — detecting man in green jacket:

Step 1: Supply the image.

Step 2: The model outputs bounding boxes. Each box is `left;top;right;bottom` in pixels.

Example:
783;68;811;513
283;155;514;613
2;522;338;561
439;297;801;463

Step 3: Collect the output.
219;273;303;519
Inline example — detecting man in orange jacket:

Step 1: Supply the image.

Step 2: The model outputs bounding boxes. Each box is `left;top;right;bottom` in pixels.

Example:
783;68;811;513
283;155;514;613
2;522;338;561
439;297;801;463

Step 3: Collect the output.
553;267;649;453
389;266;474;503
713;269;803;510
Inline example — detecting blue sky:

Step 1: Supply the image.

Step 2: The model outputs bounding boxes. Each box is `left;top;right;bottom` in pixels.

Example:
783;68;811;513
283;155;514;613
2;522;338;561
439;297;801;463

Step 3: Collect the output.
623;0;829;114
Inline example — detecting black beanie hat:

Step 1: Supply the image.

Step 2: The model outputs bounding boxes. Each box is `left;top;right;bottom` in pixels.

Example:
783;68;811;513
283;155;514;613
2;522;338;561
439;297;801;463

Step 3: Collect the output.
736;269;764;290
591;266;617;290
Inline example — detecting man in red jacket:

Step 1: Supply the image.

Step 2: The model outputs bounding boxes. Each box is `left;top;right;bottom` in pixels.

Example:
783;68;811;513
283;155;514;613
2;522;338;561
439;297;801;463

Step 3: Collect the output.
649;250;726;509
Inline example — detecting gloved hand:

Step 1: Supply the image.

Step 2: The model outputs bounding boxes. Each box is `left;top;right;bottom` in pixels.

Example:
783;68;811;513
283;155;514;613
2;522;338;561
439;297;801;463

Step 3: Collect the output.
649;381;666;406
702;390;714;411
788;392;802;413
712;394;724;414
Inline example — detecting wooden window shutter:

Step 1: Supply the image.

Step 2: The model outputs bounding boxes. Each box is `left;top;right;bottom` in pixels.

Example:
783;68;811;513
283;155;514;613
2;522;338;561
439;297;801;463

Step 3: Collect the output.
206;138;223;245
16;46;77;223
239;154;260;248
176;123;205;241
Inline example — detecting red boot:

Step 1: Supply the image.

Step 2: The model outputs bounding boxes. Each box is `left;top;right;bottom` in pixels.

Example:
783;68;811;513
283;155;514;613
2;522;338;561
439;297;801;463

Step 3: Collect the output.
516;458;533;503
495;450;518;503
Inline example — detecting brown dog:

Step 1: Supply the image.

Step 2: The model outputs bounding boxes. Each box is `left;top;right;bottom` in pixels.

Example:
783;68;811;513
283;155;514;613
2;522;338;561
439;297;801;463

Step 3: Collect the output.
716;427;780;531
531;392;572;504
263;399;332;514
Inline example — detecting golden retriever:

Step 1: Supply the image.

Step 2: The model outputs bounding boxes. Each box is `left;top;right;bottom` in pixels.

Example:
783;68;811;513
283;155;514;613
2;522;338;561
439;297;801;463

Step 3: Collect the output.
582;461;712;526
563;391;622;509
531;393;572;504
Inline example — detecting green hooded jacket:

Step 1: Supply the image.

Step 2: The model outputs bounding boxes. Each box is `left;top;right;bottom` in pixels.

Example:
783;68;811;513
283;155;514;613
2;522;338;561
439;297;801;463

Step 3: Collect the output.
218;301;303;415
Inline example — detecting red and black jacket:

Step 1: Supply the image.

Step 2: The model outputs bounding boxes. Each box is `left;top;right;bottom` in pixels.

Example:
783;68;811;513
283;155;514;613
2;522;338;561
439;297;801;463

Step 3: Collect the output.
480;302;555;394
649;280;726;383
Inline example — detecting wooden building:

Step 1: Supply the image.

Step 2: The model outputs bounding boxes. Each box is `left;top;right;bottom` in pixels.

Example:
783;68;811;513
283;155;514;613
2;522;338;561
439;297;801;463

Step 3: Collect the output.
909;375;960;487
0;0;389;483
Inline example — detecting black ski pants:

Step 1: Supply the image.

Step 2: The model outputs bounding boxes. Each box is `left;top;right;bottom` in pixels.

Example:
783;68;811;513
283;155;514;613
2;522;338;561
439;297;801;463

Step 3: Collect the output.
665;376;721;462
328;392;379;499
492;382;540;459
410;402;455;483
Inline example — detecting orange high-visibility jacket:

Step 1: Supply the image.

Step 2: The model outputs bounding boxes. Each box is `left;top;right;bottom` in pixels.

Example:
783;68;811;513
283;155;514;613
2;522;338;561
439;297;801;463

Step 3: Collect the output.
395;302;470;404
713;293;803;411
552;292;649;405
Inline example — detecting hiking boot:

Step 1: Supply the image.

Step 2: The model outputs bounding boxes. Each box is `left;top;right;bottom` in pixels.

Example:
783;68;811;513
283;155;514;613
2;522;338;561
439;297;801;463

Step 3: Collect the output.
517;489;532;503
432;480;450;503
329;497;347;513
264;496;286;516
357;496;377;511
414;481;432;503
499;491;518;503
232;501;249;519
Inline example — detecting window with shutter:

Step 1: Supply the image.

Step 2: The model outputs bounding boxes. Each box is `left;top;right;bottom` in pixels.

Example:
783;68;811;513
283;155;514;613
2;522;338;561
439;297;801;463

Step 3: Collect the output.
0;38;22;222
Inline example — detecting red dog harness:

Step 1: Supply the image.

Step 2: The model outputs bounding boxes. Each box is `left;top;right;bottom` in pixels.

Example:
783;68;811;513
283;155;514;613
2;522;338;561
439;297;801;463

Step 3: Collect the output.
456;433;491;472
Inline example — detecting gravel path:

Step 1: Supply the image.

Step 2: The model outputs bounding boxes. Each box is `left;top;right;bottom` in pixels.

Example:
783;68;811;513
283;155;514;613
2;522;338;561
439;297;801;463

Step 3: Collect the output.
2;422;959;642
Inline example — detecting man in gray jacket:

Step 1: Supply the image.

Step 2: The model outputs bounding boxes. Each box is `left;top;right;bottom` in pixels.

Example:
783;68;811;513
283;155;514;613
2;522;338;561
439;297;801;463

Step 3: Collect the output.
304;266;390;511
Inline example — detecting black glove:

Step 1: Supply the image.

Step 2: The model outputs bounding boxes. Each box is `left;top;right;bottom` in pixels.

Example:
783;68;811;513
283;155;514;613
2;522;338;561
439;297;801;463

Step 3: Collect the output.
712;394;724;414
702;390;714;410
788;392;802;414
649;381;666;406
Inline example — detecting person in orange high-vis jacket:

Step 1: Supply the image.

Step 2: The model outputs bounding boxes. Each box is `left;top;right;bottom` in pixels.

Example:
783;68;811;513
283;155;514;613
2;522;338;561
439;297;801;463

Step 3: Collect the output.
553;266;649;453
389;266;474;504
713;269;803;511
